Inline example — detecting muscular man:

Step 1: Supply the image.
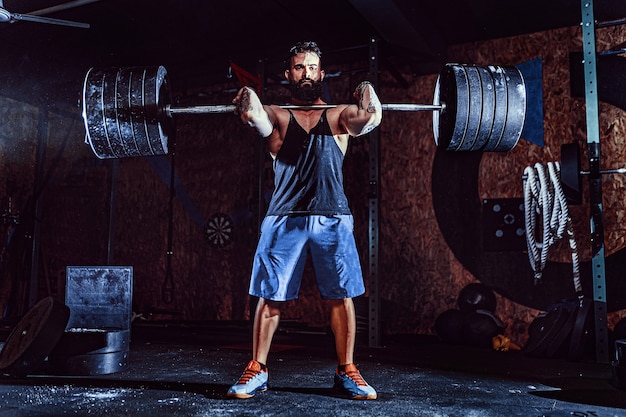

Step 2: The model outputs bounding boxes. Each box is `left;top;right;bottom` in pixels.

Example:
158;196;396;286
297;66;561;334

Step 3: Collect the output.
227;41;382;400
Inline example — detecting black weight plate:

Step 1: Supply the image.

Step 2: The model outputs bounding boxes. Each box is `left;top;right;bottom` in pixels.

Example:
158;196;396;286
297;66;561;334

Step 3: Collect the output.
560;142;583;205
482;66;509;151
433;64;459;151
456;65;483;151
448;64;470;151
493;66;526;152
470;66;496;151
129;66;154;156
0;297;70;377
544;305;577;357
102;68;127;158
114;68;142;157
123;68;153;157
50;328;130;356
48;350;129;376
524;305;570;357
83;68;114;159
432;75;442;146
568;298;593;361
143;66;169;156
158;72;175;146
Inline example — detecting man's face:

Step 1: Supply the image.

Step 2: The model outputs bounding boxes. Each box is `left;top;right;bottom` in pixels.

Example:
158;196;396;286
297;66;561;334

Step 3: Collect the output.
285;51;325;102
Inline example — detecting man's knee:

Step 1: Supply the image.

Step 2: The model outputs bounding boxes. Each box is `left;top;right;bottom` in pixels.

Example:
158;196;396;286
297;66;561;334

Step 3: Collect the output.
258;298;283;316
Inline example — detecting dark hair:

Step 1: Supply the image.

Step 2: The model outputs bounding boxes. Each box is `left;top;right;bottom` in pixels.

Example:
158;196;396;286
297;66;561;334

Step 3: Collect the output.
286;41;322;68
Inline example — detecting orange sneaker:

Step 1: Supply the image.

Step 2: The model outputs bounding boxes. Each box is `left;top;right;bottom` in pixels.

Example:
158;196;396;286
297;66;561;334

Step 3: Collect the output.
334;363;377;400
227;360;268;399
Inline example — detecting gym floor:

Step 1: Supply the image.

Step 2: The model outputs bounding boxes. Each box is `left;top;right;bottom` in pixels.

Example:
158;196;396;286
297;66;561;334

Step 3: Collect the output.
1;321;625;417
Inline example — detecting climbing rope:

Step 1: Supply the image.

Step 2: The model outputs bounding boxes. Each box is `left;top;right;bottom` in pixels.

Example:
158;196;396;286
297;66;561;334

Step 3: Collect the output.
523;162;581;294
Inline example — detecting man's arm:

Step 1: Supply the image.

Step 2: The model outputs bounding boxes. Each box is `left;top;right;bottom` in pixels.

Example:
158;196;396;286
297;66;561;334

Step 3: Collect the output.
339;81;383;137
232;86;276;137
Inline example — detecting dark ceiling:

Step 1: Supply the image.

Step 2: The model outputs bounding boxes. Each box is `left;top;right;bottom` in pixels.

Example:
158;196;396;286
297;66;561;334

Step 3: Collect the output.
1;0;625;110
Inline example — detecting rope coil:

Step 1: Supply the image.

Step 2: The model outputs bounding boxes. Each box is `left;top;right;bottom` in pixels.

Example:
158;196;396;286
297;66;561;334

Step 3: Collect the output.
523;162;581;295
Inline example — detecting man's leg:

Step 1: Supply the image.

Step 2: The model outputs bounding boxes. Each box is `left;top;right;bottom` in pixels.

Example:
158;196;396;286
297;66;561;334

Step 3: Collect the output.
253;297;282;364
329;298;356;365
227;298;281;398
329;297;377;400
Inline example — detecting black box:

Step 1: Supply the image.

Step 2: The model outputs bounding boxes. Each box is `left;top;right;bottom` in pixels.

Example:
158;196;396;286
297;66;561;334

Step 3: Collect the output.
65;266;133;330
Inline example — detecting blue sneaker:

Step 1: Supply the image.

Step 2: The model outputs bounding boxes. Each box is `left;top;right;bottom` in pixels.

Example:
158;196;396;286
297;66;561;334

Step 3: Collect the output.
227;360;268;399
334;363;377;400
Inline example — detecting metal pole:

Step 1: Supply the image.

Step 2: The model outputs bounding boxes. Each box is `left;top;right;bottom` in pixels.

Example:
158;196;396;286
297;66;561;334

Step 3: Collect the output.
368;37;381;348
249;58;267;324
106;159;119;264
28;107;48;308
580;0;609;364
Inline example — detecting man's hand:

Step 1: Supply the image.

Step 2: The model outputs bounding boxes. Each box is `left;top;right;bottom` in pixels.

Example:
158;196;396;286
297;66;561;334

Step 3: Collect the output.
351;81;382;136
232;86;274;137
354;81;381;114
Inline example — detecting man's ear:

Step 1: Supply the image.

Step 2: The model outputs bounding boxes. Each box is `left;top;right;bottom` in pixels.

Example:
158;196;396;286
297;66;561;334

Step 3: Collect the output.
320;69;325;81
284;69;290;80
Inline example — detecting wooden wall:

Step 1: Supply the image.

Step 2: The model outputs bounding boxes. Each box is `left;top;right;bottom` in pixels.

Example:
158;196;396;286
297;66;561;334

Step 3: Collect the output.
1;23;626;348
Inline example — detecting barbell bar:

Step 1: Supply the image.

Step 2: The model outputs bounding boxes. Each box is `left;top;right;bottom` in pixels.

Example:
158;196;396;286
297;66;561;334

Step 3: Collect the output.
164;103;445;117
81;63;527;159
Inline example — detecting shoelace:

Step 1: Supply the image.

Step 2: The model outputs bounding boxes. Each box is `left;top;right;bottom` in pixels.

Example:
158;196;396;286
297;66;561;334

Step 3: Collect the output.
344;370;367;386
236;367;262;385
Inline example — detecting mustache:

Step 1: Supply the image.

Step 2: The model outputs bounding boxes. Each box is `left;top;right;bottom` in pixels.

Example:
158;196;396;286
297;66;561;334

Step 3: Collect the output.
298;78;316;85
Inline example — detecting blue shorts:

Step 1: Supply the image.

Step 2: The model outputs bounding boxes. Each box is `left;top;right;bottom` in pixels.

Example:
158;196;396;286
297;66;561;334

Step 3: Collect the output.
249;215;365;301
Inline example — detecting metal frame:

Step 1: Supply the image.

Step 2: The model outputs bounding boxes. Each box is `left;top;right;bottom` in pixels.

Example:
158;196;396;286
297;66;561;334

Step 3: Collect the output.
580;0;609;363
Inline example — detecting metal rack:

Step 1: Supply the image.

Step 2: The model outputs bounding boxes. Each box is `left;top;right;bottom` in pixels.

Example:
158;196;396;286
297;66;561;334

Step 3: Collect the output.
580;0;610;364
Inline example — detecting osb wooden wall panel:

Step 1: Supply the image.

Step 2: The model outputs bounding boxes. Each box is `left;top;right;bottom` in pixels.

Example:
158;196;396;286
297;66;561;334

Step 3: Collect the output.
439;24;626;342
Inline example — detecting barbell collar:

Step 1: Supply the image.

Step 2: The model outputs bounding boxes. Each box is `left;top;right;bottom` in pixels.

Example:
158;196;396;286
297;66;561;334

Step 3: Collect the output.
164;103;445;118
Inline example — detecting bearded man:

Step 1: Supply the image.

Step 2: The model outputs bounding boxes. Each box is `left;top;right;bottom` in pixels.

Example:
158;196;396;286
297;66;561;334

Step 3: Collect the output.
228;40;382;400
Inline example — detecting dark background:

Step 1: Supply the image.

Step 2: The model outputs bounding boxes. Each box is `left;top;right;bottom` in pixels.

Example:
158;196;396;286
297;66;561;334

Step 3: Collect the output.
2;0;626;108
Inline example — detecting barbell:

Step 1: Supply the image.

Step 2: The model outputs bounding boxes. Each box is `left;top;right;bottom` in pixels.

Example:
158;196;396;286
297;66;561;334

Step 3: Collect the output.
81;63;527;159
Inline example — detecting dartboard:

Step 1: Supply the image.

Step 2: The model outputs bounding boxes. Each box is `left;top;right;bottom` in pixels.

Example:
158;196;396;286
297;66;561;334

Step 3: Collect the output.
204;213;233;248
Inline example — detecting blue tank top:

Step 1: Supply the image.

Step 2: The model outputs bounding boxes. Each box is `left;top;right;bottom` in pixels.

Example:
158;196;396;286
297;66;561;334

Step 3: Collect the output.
265;110;351;216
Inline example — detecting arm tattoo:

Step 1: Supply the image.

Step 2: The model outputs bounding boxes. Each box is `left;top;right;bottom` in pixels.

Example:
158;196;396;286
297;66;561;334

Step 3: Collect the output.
366;93;381;114
356;81;380;113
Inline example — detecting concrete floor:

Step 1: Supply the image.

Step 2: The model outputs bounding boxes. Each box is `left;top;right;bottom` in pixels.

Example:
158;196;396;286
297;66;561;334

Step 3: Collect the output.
1;321;625;417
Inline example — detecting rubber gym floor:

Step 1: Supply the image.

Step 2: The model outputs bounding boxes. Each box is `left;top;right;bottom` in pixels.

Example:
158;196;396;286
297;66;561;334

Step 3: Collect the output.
1;321;625;417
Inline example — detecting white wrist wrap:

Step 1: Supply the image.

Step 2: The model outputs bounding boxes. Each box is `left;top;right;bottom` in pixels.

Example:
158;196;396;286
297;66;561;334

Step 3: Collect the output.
248;112;273;137
356;84;382;136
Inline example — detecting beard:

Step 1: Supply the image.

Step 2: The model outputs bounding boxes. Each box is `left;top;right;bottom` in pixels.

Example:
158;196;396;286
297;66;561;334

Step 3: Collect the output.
289;79;323;103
